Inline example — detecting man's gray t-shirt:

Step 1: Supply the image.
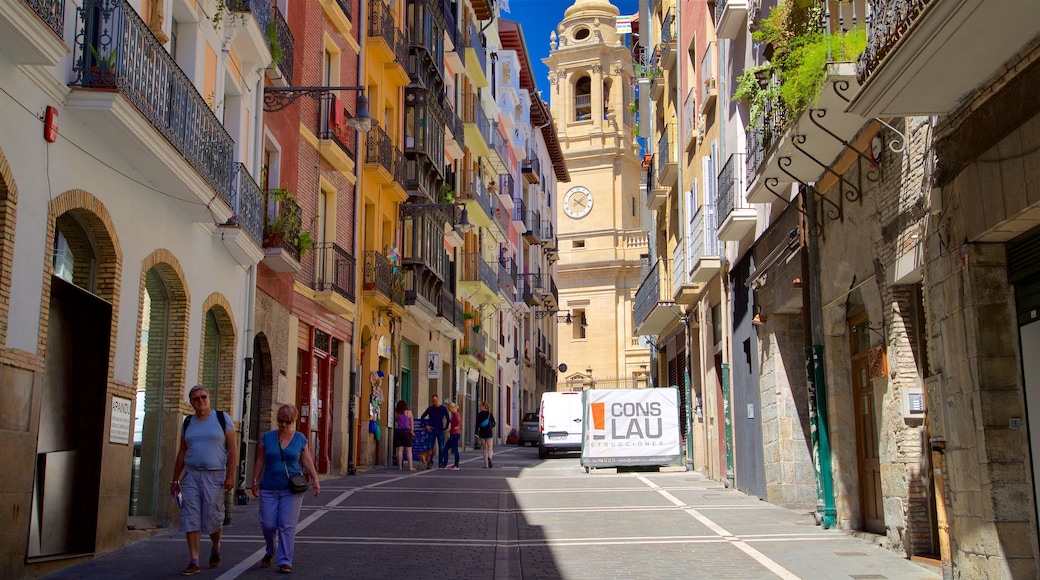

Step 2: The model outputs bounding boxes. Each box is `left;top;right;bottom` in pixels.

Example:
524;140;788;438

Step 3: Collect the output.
184;411;232;470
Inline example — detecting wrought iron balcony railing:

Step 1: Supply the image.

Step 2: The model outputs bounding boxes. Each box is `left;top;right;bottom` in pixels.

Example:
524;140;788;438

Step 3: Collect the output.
72;0;235;208
443;99;464;147
363;250;402;303
463;92;491;146
334;0;351;22
461;169;494;222
439;287;466;333
688;203;720;266
657;122;677;180
519;273;544;306
271;6;294;83
263;193;301;261
368;0;396;51
513;197;527;225
460;252;498;290
661;7;675;46
716;153;748;223
231;162;264;246
366;125;396;176
521;154;541;183
27;0;65;38
634;259;667;329
315;243;357;302
230;0;271;37
318;93;357;160
466;21;487;76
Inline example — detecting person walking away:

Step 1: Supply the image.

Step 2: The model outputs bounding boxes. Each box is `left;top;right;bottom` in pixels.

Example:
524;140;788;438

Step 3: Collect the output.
420;394;451;469
251;404;321;574
394;400;415;470
446;402;462;470
475;401;496;468
171;386;238;575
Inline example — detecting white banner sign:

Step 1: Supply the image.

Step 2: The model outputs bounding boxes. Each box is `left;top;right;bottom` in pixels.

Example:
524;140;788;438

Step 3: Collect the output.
110;396;132;445
581;388;681;467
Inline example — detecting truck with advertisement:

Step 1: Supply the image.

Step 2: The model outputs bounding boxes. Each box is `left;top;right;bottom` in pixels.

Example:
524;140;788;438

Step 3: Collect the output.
580;388;682;470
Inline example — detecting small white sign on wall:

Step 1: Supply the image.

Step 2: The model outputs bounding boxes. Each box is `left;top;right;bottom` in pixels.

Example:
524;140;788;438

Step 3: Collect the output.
110;396;132;445
428;351;440;379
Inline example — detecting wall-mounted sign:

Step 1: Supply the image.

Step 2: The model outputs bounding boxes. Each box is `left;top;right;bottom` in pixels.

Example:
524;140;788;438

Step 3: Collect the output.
377;334;392;359
110;396;132;445
428;351;441;379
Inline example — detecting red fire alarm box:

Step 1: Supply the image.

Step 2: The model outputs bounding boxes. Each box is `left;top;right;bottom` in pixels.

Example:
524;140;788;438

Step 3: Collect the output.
44;106;58;143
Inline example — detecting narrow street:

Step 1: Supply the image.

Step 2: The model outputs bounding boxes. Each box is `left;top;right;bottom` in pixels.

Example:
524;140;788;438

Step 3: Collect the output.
50;446;938;580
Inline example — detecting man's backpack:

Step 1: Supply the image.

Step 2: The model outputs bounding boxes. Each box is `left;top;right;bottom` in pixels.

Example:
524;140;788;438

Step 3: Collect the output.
182;410;227;437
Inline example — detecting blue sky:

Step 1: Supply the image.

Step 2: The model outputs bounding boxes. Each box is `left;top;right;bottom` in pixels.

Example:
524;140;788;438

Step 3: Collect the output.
502;0;640;97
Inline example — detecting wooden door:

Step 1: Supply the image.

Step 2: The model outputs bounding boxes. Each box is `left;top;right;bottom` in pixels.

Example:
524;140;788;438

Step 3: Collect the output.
851;321;884;534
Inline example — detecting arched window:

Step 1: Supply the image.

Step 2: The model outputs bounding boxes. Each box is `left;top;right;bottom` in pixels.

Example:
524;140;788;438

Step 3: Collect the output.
603;78;613;118
575;75;591;121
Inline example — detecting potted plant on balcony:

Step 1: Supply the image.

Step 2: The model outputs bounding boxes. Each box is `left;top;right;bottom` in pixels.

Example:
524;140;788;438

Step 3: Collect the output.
88;45;119;86
264;188;314;258
462;311;475;326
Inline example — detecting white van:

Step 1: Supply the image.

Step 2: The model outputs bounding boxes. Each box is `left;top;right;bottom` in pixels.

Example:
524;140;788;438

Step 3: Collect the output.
539;391;584;458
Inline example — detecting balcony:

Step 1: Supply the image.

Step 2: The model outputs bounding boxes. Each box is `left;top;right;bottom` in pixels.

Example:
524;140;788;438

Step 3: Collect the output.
268;6;294;86
513;198;528;231
460;169;495;228
521;155;541;184
67;0;239;227
443;1;463;69
487;123;510;175
314;243;357;316
660;8;676;69
460;328;487;366
365;125;406;200
522;210;543;243
657;122;678;187
225;0;275;76
635;259;677;337
471;0;493;20
498;258;516;300
222;162;266;265
465;21;489;88
262;193;302;273
434;288;465;340
0;0;67;65
716;153;755;241
519;273;545;307
367;0;397;63
683;88;697;152
700;43;717;114
646;160;666;212
715;0;748;40
459;252;501;305
462;93;491;157
745;62;868;205
687;204;721;283
363;250;401;308
443;98;465;153
851;0;1040;117
317;93;357;174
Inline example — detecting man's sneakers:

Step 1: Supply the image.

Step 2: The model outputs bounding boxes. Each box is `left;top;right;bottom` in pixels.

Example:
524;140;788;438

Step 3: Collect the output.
181;562;201;576
449;466;460;471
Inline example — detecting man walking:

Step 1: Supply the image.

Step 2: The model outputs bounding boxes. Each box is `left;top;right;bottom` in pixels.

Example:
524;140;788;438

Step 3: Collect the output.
170;386;238;575
420;395;451;469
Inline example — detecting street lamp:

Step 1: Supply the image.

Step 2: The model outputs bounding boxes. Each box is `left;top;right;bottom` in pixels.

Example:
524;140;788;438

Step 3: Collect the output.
263;86;376;133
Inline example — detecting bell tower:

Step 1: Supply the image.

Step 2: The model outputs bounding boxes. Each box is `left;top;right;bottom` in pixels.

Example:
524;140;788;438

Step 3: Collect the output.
545;0;649;391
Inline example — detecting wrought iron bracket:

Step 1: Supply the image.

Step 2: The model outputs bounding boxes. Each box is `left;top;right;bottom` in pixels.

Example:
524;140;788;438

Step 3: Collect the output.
807;108;881;183
263;85;366;112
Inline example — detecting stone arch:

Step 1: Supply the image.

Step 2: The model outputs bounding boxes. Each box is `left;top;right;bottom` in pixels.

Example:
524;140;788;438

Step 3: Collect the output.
199;293;238;414
46;189;123;384
0;145;18;348
135;250;192;414
574;73;592;121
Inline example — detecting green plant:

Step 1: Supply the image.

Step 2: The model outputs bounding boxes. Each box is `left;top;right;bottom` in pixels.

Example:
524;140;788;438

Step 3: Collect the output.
734;0;867;129
627;100;638;115
266;21;283;68
296;231;314;257
462;311;475;320
439;183;456;203
88;44;118;72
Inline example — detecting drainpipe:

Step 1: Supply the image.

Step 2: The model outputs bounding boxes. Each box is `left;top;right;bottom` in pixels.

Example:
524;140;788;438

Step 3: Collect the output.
347;0;369;477
721;361;734;488
803;187;836;528
235;264;257;508
683;310;694;471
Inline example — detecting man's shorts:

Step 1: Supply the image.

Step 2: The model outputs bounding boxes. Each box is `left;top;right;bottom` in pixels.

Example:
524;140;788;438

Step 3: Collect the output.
180;469;226;534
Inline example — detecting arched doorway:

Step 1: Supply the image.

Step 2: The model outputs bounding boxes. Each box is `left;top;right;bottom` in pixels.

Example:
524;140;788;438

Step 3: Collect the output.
243;334;274;486
30;209;117;558
130;261;189;524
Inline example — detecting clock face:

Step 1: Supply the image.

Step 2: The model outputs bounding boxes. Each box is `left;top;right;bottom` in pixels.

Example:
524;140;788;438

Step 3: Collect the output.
564;186;593;219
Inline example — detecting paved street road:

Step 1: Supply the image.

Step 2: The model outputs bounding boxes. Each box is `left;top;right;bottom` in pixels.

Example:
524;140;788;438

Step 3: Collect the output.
50;446;939;579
